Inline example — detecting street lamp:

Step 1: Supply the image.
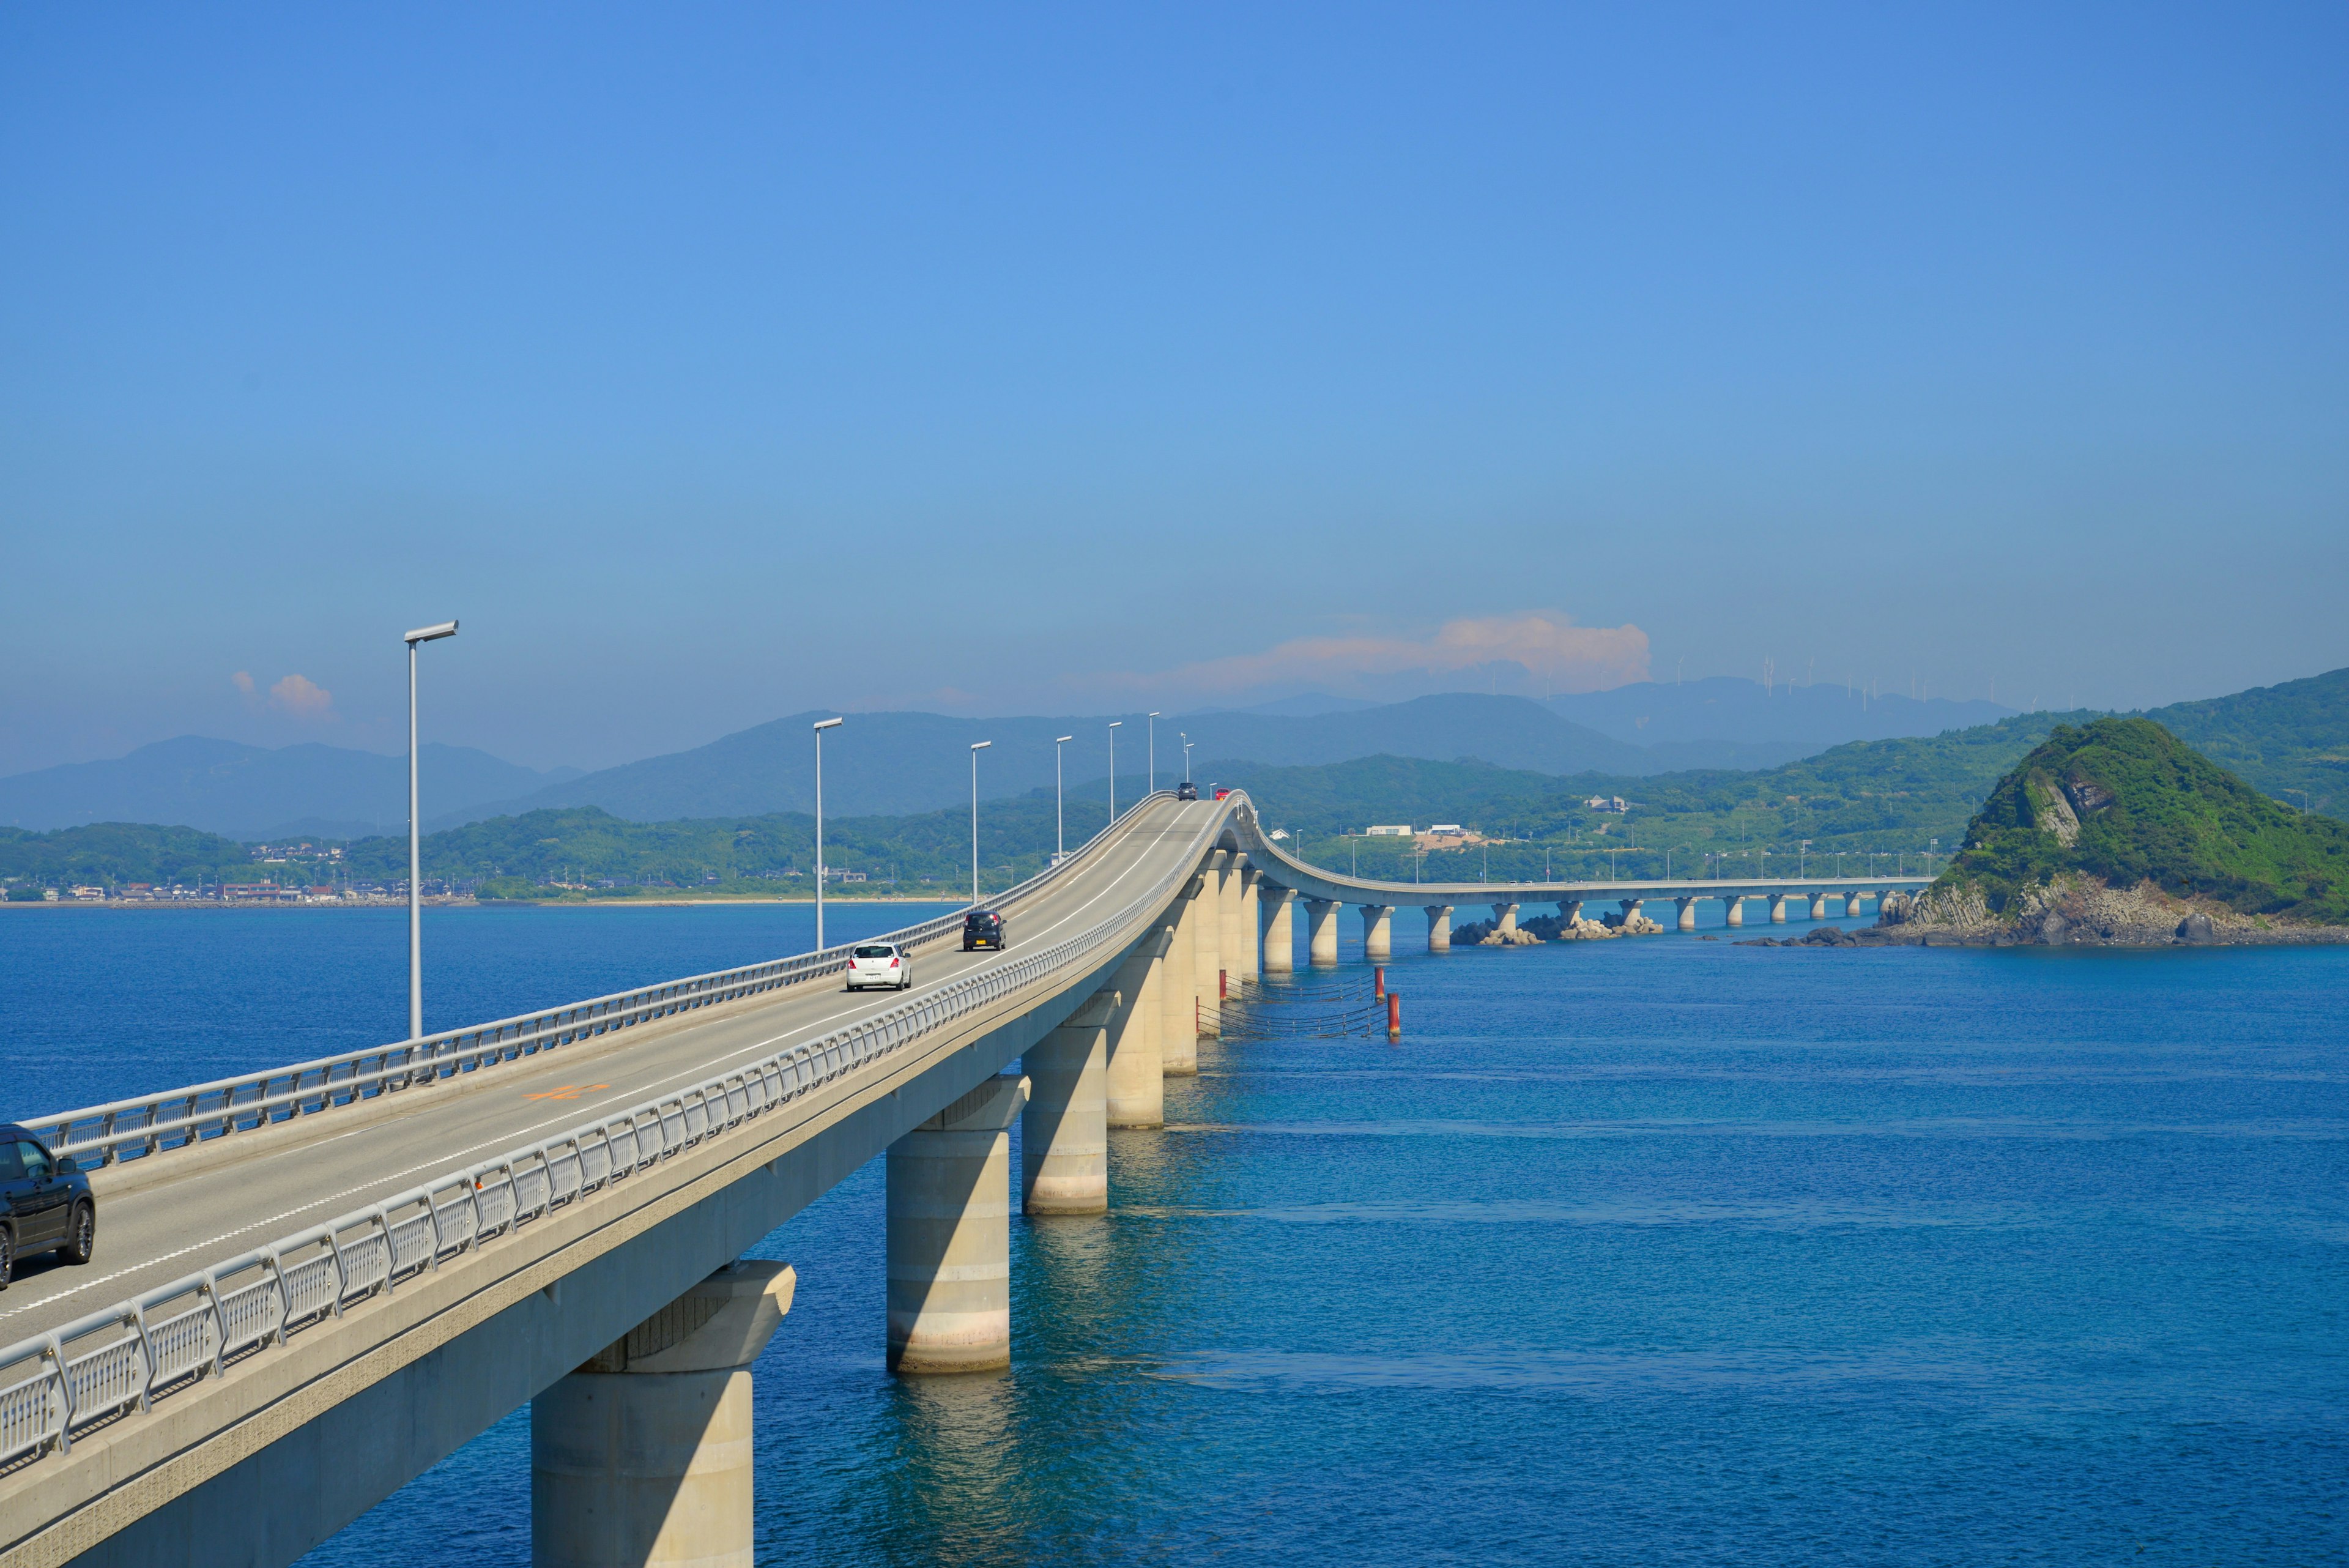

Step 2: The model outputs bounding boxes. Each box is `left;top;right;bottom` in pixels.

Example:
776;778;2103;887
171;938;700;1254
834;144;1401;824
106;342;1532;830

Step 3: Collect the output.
1107;721;1122;822
403;619;458;1042
969;741;991;905
1147;713;1160;793
1053;735;1074;861
812;717;844;949
1181;734;1193;783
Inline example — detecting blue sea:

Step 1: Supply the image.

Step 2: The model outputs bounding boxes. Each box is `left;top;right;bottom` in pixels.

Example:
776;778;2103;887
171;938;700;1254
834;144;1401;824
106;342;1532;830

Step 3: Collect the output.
4;904;2344;1564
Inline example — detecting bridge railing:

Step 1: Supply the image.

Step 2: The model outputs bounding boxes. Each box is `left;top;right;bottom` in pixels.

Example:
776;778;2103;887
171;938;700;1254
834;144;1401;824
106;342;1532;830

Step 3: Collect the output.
0;792;1221;1470
20;794;1176;1169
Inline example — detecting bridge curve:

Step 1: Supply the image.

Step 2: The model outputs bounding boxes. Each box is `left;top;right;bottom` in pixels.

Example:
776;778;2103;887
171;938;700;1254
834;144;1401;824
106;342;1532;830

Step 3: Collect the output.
0;790;1932;1567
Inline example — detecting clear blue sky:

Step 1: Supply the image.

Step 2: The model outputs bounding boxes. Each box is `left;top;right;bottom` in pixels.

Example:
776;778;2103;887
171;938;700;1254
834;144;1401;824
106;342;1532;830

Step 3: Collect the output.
6;2;2344;772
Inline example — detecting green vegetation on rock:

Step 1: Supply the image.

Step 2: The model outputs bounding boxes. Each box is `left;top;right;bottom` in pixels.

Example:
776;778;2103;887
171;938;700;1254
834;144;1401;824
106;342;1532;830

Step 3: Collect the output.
0;823;256;889
1938;718;2349;923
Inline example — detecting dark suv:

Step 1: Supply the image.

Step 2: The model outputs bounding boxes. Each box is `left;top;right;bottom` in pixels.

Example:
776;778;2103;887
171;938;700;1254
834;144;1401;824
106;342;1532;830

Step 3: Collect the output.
1175;782;1199;801
1;1124;96;1285
962;909;1006;951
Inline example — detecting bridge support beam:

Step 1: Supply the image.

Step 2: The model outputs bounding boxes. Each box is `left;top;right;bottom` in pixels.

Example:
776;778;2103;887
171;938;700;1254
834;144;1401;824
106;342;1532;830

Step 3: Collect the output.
1189;860;1223;1047
1107;930;1169;1128
1676;896;1698;932
1360;904;1393;960
1023;992;1113;1215
1261;886;1297;973
1233;862;1260;983
1847;890;1867;917
1723;893;1744;927
1809;891;1830;920
1559;899;1583;925
1307;899;1340;965
887;1073;1026;1374
1426;905;1452;952
1770;894;1789;924
1491;902;1520;937
1164;875;1206;1072
531;1260;795;1568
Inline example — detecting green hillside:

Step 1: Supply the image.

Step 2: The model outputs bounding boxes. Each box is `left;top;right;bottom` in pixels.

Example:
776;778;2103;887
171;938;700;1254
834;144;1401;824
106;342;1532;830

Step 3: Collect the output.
1940;718;2349;923
0;823;256;892
2145;666;2349;816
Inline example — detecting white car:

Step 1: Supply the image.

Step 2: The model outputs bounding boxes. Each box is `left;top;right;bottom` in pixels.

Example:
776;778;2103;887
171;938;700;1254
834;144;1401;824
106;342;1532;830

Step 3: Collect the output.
847;942;912;991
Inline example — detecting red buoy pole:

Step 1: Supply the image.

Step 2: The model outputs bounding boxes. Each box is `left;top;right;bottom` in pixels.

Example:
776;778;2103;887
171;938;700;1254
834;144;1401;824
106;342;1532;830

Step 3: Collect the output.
1373;964;1386;1000
1386;990;1402;1040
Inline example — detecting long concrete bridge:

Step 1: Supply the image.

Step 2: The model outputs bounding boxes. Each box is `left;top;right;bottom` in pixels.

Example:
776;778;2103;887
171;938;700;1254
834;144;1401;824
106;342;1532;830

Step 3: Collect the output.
0;792;1928;1567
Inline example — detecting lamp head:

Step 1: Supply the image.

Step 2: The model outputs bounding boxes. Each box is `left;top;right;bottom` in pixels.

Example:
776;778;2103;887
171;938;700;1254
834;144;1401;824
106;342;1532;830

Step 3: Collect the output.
971;740;991;751
813;716;844;731
1056;735;1074;744
1108;721;1122;729
404;620;459;645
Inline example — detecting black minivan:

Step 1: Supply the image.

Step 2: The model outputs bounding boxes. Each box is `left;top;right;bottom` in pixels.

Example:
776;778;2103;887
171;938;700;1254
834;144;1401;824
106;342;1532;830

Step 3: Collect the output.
1;1124;97;1285
962;909;1007;951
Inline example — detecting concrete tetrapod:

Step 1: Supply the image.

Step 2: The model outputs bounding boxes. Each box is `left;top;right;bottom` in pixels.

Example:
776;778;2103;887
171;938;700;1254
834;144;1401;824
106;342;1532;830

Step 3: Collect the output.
886;1074;1026;1374
1022;991;1113;1215
532;1260;796;1568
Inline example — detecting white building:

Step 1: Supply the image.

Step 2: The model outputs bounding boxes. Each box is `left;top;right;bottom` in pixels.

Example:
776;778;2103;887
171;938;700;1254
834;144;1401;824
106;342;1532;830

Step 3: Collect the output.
1365;825;1412;837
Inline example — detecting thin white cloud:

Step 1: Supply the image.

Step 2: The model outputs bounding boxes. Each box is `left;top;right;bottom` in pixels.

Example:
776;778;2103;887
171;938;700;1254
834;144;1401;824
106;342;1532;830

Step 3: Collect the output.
1086;612;1649;705
231;671;257;700
268;673;335;719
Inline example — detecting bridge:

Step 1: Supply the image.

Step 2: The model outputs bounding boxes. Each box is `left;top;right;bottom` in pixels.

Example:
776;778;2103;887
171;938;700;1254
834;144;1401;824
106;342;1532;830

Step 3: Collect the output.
0;792;1929;1567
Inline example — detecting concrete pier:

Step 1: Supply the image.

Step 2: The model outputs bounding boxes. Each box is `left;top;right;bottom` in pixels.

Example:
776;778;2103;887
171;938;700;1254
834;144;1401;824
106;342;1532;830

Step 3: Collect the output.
1360;904;1393;959
1847;890;1866;917
1107;931;1168;1128
1770;894;1789;924
531;1260;795;1568
1425;905;1452;952
1677;896;1699;932
1233;862;1261;983
1021;991;1113;1216
1560;899;1583;925
1491;902;1520;938
1307;898;1340;965
1261;886;1297;973
1163;877;1203;1072
1619;898;1643;924
1809;891;1830;920
886;1073;1026;1374
1723;893;1743;927
1190;860;1223;1042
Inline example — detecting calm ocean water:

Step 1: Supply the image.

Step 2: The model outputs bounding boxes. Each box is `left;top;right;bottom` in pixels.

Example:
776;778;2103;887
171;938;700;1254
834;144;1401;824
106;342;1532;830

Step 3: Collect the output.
4;904;2343;1564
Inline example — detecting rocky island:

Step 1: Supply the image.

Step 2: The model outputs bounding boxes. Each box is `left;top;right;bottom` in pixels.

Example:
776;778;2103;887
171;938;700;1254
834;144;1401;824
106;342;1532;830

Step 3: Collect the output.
1752;717;2349;948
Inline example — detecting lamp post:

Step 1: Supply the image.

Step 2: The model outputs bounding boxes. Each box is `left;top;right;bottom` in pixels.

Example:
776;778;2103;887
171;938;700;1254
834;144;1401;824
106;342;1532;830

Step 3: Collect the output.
812;717;844;949
1147;712;1160;793
1181;735;1193;783
403;619;458;1042
1107;721;1121;822
969;741;991;905
1053;734;1074;861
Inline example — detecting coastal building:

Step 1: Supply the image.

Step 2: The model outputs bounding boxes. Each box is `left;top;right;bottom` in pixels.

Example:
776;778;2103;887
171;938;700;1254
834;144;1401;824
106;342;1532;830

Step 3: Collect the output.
1366;825;1412;837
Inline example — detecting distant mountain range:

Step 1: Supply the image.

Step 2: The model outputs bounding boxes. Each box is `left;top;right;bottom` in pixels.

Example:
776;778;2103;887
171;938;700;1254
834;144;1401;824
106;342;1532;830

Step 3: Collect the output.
6;669;2339;840
0;737;581;839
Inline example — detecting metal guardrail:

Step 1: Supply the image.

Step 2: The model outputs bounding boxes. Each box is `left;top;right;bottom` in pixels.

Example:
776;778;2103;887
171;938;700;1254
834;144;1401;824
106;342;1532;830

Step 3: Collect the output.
22;798;1173;1168
0;791;1209;1470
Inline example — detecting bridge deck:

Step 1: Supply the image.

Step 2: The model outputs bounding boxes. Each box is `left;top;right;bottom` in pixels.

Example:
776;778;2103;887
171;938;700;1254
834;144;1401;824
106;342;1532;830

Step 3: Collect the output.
0;797;1204;1353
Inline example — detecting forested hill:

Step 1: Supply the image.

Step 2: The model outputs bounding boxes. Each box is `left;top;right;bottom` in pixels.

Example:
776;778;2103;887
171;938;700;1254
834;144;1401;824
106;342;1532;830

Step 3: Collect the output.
1940;718;2349;924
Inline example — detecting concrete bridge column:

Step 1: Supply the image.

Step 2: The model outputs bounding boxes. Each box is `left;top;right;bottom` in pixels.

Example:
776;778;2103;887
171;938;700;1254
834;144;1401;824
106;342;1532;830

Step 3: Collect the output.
1560;899;1583;926
1426;905;1453;952
1619;899;1644;925
1360;904;1394;959
886;1073;1026;1374
1809;891;1830;920
1769;894;1789;924
1234;863;1261;983
1164;875;1205;1072
1722;893;1744;927
1847;890;1867;917
1676;896;1699;932
532;1260;795;1568
1022;991;1113;1216
1491;903;1520;937
1191;859;1225;1042
1307;898;1341;965
1261;886;1297;973
1107;930;1168;1128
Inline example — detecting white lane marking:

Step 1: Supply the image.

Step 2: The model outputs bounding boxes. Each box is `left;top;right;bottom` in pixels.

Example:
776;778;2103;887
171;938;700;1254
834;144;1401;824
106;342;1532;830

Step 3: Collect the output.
1;804;1207;1325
